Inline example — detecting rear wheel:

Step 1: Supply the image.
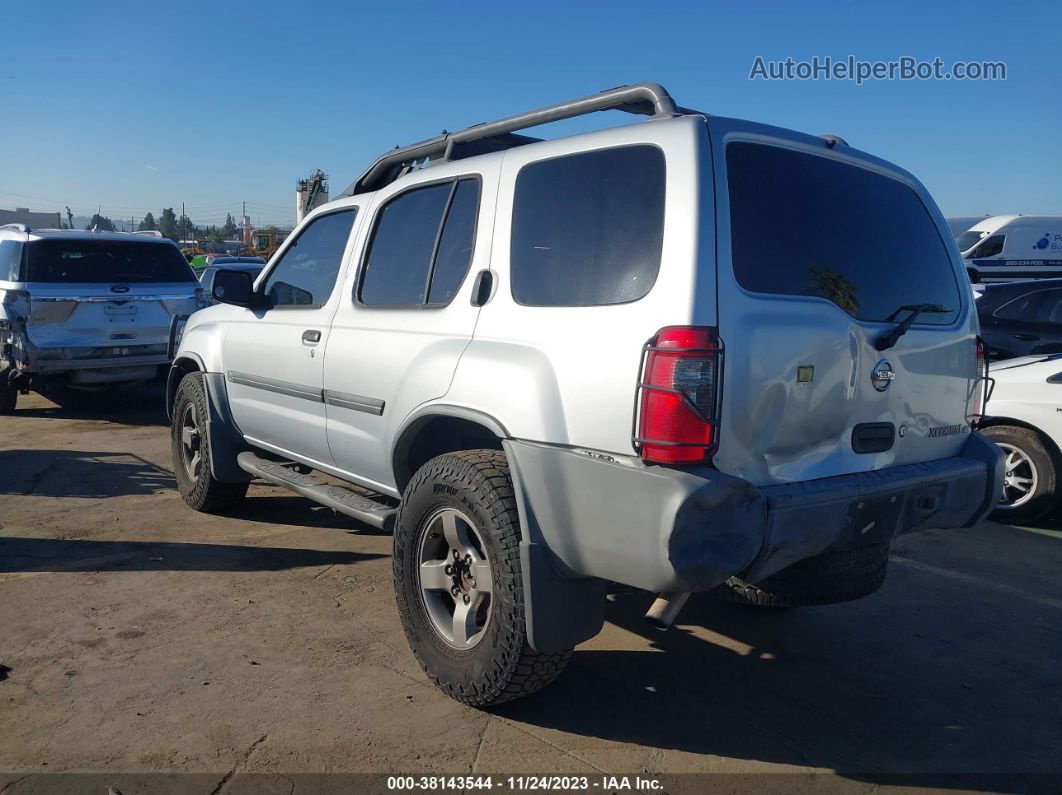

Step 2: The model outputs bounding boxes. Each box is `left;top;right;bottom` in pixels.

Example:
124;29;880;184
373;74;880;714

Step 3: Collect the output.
716;539;889;608
393;450;571;706
171;372;248;512
981;424;1058;525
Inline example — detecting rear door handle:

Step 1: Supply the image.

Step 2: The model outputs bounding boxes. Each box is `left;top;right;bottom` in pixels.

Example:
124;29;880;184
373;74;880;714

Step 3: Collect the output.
302;329;322;344
1014;333;1040;341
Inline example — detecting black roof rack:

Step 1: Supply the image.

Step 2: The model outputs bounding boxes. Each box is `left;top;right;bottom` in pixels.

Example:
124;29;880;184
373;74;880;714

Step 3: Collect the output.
342;82;693;196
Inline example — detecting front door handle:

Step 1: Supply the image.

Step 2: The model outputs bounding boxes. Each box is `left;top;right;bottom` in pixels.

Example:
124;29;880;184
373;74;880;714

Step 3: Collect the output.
1014;333;1040;341
302;329;322;344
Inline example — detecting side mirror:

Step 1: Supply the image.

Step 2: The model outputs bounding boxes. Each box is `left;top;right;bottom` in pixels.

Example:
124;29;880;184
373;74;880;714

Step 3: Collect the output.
967;266;981;284
212;269;256;308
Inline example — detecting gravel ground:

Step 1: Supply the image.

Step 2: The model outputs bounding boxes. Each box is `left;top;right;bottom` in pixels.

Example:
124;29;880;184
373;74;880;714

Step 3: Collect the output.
1;388;1060;793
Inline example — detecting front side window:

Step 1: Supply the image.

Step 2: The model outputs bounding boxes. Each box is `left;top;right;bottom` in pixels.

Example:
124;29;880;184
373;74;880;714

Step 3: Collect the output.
995;290;1046;321
359;178;481;306
24;240;195;283
726;142;960;325
1034;289;1062;325
510;145;665;306
971;234;1005;259
262;209;356;307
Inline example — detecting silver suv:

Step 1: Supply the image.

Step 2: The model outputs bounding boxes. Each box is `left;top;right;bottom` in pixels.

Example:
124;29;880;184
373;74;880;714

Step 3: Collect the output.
1;226;202;412
167;83;1004;706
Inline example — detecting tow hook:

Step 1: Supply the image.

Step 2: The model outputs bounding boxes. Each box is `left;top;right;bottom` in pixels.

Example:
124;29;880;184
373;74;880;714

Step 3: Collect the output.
645;592;691;631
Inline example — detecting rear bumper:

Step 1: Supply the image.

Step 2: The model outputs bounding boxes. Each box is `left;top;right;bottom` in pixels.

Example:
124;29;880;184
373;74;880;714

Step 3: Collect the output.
504;432;1004;594
30;354;170;373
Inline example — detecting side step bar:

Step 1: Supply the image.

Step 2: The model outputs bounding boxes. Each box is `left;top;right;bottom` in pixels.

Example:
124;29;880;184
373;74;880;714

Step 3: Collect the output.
237;452;397;532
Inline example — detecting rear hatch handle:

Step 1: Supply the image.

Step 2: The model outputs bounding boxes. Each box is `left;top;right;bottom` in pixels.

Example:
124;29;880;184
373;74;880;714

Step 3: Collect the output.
874;304;953;351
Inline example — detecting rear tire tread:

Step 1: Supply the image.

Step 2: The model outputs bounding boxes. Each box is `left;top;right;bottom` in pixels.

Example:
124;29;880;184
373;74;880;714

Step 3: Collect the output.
394;449;571;707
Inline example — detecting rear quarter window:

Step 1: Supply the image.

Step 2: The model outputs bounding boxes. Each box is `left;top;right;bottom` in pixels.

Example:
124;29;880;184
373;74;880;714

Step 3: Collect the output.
510;145;665;307
726;142;960;325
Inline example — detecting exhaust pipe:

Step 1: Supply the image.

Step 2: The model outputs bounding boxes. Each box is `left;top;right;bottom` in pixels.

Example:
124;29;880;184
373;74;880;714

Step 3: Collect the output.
645;592;691;631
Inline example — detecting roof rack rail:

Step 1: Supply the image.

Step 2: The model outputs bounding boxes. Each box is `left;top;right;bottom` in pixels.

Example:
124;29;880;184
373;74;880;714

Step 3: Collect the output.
131;230;164;237
0;223;30;233
342;82;690;196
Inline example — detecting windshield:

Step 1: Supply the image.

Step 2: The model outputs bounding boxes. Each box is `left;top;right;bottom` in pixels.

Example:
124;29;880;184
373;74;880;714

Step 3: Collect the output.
24;239;196;283
956;230;986;253
726;142;961;325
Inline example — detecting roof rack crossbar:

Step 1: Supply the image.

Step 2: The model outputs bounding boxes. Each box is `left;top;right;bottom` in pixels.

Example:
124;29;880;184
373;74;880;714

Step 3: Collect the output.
0;223;30;233
343;82;680;196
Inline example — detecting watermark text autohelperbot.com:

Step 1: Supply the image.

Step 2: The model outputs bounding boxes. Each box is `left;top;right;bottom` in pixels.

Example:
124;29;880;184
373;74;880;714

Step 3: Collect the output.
749;56;1006;84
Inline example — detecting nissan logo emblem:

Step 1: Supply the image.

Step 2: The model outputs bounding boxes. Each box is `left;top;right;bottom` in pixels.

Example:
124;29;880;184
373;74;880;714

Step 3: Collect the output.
110;285;130;294
871;359;895;392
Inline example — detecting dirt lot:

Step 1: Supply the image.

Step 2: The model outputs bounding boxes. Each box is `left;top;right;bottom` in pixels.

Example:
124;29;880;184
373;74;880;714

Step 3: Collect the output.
1;388;1060;792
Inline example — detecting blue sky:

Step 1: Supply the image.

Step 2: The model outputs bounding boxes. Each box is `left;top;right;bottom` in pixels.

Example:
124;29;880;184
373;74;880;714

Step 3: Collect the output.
0;0;1057;228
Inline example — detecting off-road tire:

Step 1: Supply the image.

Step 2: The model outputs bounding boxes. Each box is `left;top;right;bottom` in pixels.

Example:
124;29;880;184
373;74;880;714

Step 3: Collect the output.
981;424;1058;525
171;372;248;512
393;450;571;707
716;540;889;608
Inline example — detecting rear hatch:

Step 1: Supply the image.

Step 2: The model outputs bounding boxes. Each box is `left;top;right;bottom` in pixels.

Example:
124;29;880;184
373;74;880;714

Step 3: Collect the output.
709;122;977;486
21;238;199;353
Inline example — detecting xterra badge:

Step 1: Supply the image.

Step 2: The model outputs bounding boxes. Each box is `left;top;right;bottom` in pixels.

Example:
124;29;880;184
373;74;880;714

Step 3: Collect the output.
871;359;895;392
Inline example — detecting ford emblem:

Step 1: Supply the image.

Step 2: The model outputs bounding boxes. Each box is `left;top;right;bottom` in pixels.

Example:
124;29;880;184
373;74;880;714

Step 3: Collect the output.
110;285;130;294
871;359;895;392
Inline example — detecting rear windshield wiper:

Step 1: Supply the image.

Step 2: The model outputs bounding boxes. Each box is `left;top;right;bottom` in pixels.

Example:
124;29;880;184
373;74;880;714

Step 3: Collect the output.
874;304;953;351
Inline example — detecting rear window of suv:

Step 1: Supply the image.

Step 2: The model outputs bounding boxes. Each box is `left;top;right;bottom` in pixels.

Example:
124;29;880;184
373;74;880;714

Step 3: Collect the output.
24;239;195;283
726;142;960;325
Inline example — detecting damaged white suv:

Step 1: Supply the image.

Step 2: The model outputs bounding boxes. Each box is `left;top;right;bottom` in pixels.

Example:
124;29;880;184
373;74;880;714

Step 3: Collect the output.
1;226;201;412
168;83;1004;706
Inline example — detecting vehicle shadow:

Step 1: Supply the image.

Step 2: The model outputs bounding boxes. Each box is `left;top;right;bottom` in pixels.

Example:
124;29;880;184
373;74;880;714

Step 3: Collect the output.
496;527;1062;789
11;382;167;426
235;493;392;534
0;449;173;498
0;536;384;573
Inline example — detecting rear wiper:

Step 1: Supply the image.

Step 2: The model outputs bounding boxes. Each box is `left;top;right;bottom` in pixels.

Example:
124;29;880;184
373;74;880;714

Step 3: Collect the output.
874;304;953;351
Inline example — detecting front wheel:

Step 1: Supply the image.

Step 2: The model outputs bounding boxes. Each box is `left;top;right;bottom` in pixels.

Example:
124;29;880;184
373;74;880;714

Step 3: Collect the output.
981;425;1058;525
393;450;571;707
171;372;248;512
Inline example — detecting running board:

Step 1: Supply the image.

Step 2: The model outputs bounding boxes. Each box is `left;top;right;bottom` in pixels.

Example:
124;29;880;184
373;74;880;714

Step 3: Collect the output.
236;452;397;532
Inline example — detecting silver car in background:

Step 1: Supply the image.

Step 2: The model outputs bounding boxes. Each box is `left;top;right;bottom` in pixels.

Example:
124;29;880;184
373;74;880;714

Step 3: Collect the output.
0;225;203;412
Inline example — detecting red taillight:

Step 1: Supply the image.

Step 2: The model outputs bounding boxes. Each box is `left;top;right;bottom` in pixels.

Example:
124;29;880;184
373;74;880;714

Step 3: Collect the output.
636;326;720;465
970;336;990;423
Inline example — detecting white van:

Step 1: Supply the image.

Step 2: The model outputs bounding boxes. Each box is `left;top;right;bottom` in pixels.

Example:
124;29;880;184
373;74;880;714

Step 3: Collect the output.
958;215;1062;282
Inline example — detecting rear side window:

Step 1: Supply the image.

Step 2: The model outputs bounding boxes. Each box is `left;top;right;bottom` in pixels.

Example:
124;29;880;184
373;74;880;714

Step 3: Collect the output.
24;240;195;283
360;178;481;307
510;145;665;306
0;240;22;281
971;234;1005;258
726;142;960;325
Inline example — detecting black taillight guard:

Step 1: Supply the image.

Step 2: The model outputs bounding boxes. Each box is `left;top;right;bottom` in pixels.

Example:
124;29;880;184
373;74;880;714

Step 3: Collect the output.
631;335;725;455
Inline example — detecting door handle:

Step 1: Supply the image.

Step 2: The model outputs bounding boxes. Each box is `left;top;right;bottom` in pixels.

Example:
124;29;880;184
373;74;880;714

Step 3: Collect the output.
302;329;322;344
1014;333;1040;341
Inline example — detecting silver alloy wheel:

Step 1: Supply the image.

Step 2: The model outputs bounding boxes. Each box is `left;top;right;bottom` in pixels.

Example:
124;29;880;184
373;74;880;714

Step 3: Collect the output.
997;442;1038;509
416;507;493;649
179;401;202;480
